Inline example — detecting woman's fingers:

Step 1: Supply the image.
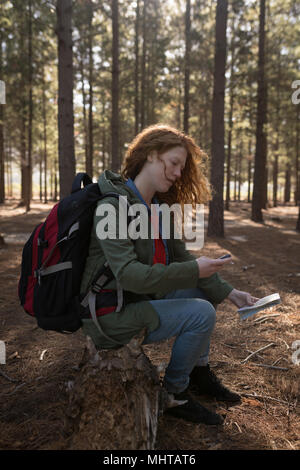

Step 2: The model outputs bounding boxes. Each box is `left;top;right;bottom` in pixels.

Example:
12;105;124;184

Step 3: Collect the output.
212;257;233;269
197;256;234;278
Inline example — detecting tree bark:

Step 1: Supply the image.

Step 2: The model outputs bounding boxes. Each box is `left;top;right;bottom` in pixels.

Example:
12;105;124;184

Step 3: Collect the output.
111;0;119;172
251;0;267;222
39;155;43;202
295;106;300;206
25;0;33;212
134;0;140;135
20;102;27;205
54;159;58;202
207;0;228;238
140;0;147;130
79;53;88;172
42;66;48;203
297;205;300;232
225;16;236;211
284;163;291;203
57;0;76;199
65;331;166;450
247;152;252;203
273;153;278;207
0;28;4;204
183;0;191;134
87;0;94;178
238;142;242;202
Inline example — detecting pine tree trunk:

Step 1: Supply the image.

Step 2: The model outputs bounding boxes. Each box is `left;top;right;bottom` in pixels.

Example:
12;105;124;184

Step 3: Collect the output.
273;61;280;208
54;159;58;202
79;54;88;172
234;152;238;201
263;164;268;208
284;163;291;203
39;159;43;201
25;0;33;212
207;0;228;238
251;0;267;222
87;1;94;178
273;154;278;207
149;6;157;125
247;157;252;203
134;0;140;134
0;101;4;204
225;86;234;211
295;107;299;206
111;0;119;172
0;29;4;204
20;104;27;206
7;138;12;198
296;204;300;232
225;15;236;211
183;0;191;134
238;142;242;202
140;0;146;130
57;0;76;199
42;67;48;203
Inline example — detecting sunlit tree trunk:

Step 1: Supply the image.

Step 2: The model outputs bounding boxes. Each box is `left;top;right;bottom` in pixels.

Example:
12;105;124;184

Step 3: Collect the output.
111;0;119;171
57;0;76;198
207;0;228;238
251;0;267;222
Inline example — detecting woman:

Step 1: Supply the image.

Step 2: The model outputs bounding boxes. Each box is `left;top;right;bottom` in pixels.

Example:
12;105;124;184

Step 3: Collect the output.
80;124;258;425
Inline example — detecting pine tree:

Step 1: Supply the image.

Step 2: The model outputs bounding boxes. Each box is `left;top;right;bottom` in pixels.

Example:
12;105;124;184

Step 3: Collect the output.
207;0;228;238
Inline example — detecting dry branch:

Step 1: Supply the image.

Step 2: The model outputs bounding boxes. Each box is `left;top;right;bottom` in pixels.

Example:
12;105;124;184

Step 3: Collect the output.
254;364;289;371
241;343;276;364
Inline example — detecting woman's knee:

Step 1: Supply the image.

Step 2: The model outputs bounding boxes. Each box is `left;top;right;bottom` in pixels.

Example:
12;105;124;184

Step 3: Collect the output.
201;300;216;328
187;299;216;331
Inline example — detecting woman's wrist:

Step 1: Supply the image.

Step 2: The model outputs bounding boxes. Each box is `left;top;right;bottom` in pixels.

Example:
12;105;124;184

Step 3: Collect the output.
227;288;237;302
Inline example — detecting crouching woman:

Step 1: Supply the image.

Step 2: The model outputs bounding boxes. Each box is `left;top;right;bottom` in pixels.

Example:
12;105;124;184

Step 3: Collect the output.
80;124;258;425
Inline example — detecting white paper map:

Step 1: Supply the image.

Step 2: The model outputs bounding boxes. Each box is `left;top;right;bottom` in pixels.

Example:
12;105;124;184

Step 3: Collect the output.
238;293;281;320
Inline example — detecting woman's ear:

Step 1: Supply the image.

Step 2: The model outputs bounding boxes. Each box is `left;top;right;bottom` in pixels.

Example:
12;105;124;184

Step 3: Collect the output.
147;150;158;163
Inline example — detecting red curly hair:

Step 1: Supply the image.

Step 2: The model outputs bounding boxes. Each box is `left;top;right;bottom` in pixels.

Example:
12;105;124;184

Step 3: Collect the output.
121;124;211;209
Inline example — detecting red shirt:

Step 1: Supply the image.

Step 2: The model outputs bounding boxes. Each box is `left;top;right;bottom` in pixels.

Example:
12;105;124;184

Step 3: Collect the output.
153;236;166;265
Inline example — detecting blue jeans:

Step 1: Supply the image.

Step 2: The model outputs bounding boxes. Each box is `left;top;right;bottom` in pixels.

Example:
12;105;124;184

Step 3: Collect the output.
142;288;216;394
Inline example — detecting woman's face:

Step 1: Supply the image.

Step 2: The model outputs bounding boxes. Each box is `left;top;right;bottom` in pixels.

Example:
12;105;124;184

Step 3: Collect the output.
147;146;187;192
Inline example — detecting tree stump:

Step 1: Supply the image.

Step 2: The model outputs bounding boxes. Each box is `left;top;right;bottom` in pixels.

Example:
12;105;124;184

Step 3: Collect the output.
65;329;166;450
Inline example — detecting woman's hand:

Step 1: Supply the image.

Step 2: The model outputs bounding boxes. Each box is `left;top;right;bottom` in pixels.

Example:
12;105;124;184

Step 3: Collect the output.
196;256;233;278
227;289;259;309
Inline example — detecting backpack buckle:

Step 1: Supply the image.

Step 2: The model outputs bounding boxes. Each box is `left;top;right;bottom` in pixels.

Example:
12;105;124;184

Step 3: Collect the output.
34;269;42;285
91;274;109;293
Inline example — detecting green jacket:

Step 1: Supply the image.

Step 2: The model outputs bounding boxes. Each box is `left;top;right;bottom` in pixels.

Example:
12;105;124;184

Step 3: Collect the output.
80;170;234;348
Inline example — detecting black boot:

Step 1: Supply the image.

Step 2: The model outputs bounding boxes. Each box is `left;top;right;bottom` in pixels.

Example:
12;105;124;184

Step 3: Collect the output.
164;388;224;425
189;364;241;402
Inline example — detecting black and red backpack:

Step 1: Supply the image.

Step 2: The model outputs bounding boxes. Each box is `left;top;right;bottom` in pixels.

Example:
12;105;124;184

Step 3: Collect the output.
18;173;127;335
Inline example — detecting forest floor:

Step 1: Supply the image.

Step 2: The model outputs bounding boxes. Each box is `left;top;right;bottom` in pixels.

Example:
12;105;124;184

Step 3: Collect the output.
0;200;299;451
